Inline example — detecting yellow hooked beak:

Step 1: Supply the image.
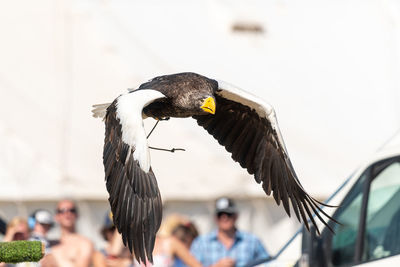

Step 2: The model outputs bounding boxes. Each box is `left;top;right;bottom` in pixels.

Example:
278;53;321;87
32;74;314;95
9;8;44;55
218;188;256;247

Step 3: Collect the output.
201;97;216;114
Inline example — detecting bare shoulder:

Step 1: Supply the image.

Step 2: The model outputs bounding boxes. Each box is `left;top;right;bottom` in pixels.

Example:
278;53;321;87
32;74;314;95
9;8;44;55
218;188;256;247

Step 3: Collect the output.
169;236;179;245
78;234;94;248
70;233;94;249
169;236;186;250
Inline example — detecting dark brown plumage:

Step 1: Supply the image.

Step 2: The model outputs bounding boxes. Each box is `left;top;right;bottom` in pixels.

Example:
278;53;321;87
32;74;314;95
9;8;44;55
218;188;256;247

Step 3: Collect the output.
93;72;335;264
194;95;335;232
103;100;162;262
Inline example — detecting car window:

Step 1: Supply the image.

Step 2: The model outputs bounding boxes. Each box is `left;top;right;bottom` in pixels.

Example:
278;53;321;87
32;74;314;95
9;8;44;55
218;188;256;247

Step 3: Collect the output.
330;171;368;266
362;161;400;262
308;157;400;267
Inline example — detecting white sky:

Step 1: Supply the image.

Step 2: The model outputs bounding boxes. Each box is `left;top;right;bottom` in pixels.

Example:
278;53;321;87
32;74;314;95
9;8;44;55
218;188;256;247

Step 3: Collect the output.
0;0;399;201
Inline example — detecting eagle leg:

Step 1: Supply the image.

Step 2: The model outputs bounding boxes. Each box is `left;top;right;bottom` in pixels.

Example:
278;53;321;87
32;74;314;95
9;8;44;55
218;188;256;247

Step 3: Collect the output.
149;146;185;153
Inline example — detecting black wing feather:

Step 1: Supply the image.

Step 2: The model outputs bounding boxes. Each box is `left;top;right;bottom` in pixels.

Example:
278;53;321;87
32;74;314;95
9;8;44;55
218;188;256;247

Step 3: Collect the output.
194;95;334;233
103;101;162;264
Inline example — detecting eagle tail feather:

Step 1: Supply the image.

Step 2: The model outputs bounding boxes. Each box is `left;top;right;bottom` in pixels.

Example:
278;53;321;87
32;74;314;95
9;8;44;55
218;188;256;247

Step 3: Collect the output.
92;103;112;119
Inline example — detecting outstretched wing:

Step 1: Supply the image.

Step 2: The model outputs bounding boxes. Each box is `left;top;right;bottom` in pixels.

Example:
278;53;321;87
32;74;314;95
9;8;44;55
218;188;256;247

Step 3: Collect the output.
193;81;335;233
102;89;166;263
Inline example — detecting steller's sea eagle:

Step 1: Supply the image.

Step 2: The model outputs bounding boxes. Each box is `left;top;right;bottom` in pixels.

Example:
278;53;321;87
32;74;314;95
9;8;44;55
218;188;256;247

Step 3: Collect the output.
92;72;335;263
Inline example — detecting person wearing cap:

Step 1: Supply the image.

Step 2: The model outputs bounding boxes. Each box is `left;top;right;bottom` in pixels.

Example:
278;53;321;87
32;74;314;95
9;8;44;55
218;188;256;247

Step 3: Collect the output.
100;211;116;246
28;209;55;253
190;197;269;267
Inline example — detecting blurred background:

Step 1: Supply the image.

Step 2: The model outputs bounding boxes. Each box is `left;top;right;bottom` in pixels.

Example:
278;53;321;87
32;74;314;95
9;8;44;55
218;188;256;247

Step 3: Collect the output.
0;0;399;254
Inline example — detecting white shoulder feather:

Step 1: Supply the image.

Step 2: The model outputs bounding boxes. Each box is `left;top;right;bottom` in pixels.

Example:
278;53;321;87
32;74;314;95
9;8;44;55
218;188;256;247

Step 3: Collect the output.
216;80;274;118
216;80;289;156
116;89;166;172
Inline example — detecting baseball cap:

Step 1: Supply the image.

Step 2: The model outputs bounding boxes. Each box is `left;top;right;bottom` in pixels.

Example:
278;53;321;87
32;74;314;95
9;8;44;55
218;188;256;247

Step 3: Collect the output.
33;210;54;226
215;197;238;214
103;211;114;228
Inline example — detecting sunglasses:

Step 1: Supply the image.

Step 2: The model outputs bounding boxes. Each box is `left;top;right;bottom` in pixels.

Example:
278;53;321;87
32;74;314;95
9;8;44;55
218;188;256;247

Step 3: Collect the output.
57;208;77;214
217;212;235;218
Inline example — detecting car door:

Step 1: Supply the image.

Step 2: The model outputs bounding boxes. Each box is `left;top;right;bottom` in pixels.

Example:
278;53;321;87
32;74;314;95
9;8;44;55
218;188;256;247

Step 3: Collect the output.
313;156;400;267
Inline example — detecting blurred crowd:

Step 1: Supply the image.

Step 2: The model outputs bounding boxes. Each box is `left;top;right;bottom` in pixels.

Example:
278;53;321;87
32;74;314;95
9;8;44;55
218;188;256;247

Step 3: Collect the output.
0;197;269;267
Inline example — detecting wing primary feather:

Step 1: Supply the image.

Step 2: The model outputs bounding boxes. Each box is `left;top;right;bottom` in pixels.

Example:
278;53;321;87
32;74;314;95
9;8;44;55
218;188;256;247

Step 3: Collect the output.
238;129;256;170
204;112;225;136
134;165;143;196
126;153;135;182
154;192;163;230
116;176;129;231
296;194;310;232
244;128;263;174
230;122;252;167
196;115;214;129
147;234;155;263
304;197;335;233
128;196;136;254
132;198;142;263
110;167;124;203
148;171;158;196
263;145;275;195
103;142;113;167
213;116;237;145
104;148;117;179
309;197;339;208
254;137;267;184
289;194;301;222
143;171;152;198
271;156;281;205
235;126;255;170
308;196;341;225
142;200;151;262
119;144;129;163
138;200;146;263
125;195;133;252
126;225;132;253
111;170;125;227
301;199;320;235
194;115;209;125
278;162;291;217
121;230;128;247
134;171;147;262
224;119;246;152
146;201;156;263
